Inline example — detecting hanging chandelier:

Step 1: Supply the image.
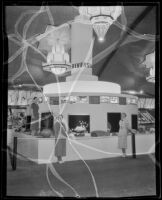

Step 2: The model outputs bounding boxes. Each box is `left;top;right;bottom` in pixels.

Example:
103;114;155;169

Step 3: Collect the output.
42;41;71;75
79;6;122;41
144;51;155;83
37;25;71;52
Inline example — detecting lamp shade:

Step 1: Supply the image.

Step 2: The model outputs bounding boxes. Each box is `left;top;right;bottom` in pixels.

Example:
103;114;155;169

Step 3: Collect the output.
79;6;122;41
42;41;71;75
37;25;71;53
144;51;155;83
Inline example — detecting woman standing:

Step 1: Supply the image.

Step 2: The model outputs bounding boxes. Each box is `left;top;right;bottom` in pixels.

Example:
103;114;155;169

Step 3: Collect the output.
54;114;68;164
118;113;134;157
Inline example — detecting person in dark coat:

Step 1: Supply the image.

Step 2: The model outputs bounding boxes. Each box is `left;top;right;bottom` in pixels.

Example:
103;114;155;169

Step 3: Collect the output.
30;97;39;136
25;104;31;132
54;114;68;163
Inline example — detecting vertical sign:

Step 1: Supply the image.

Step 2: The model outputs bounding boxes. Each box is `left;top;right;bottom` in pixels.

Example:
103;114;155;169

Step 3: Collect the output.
71;20;93;65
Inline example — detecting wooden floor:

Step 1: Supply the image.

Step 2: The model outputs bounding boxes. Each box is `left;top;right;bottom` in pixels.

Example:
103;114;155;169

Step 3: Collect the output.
6;154;156;197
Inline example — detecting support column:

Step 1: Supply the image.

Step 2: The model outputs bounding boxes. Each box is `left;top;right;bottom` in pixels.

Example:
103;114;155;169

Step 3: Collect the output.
71;16;93;68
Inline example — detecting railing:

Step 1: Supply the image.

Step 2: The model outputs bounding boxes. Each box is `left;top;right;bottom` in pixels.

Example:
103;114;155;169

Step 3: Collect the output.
8;137;17;171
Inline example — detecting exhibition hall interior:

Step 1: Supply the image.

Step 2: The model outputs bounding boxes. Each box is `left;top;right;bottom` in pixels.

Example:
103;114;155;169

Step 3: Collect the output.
4;4;158;198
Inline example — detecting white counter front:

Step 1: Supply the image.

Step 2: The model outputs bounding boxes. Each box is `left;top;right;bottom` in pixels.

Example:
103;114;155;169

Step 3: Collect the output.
8;133;155;164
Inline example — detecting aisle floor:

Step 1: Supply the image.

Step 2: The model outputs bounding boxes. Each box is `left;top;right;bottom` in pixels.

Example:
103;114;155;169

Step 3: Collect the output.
7;154;156;197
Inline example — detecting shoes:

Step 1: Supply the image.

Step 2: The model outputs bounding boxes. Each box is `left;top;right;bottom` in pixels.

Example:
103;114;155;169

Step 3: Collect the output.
122;154;127;158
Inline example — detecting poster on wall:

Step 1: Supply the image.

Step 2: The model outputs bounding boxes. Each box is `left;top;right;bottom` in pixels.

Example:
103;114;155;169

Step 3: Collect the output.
8;90;44;106
8;90;19;105
17;90;28;105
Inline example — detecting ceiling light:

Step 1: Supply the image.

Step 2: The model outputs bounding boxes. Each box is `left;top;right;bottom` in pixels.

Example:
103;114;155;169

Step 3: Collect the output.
42;41;71;75
122;90;137;95
143;51;155;83
50;66;68;75
98;36;104;42
79;6;122;41
129;90;136;94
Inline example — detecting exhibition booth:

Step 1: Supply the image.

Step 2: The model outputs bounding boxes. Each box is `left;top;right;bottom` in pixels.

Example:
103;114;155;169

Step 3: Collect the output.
7;68;155;164
7;9;155;165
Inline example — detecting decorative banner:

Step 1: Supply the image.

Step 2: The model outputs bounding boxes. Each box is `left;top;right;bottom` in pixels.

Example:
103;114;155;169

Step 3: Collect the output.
17;90;27;105
8;90;19;105
8;90;44;106
119;97;126;105
138;98;155;109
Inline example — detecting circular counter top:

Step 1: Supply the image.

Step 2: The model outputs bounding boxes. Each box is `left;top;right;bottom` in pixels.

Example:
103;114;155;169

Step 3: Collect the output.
43;80;121;95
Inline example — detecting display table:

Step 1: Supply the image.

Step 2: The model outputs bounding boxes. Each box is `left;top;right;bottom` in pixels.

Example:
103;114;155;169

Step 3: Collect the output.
6;131;155;164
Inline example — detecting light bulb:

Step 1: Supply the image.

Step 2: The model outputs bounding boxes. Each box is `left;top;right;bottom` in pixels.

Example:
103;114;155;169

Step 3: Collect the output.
51;67;66;75
98;37;104;42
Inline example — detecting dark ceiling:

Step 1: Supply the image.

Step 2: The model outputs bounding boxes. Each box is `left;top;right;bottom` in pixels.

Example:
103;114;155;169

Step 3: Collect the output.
5;5;157;96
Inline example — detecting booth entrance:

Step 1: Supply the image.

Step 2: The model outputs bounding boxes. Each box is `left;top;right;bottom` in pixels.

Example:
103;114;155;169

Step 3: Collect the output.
107;113;121;133
131;114;138;130
68;115;90;132
41;112;54;131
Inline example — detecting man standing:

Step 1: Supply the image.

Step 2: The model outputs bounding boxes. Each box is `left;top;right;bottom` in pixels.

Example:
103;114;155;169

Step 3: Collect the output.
54;114;68;164
30;97;39;136
25;104;31;132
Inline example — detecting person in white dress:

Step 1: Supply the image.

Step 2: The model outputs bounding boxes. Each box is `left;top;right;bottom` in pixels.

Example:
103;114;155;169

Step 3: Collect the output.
118;113;135;157
54;114;68;164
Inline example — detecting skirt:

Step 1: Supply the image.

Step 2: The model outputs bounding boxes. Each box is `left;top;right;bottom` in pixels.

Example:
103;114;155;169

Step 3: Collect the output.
30;118;39;131
55;138;66;157
118;130;127;149
26;116;31;130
